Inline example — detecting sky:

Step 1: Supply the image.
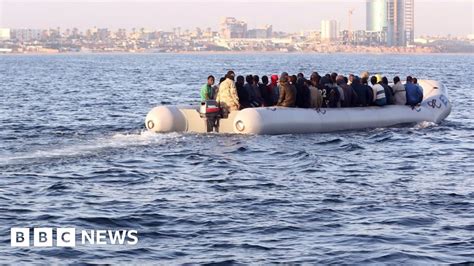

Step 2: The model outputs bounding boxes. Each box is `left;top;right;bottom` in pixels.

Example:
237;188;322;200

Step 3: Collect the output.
0;0;473;37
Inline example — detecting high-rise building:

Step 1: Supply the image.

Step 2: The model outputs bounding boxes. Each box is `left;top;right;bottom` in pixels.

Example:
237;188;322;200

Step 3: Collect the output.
404;0;414;45
366;0;414;46
386;0;414;46
321;20;338;42
366;0;387;32
220;17;247;39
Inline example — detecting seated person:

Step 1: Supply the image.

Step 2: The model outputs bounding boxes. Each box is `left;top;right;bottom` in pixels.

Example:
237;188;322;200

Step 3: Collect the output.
260;75;273;107
337;75;357;107
200;75;215;101
392;76;406;105
351;76;372;107
308;73;323;108
381;77;394;105
405;76;423;106
236;75;250;109
370;75;387;106
319;75;340;108
216;71;240;112
295;77;311;108
276;73;296;107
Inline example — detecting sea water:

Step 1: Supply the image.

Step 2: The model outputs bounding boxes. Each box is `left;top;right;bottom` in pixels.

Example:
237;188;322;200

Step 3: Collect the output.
0;53;473;263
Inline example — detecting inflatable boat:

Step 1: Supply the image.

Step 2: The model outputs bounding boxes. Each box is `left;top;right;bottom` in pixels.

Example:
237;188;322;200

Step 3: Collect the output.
145;80;451;135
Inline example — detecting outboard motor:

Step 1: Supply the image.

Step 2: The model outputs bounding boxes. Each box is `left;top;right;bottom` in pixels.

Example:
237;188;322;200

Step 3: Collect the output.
199;100;221;132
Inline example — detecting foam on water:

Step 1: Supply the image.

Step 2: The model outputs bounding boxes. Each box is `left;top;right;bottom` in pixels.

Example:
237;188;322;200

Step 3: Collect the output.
0;131;181;165
414;121;439;129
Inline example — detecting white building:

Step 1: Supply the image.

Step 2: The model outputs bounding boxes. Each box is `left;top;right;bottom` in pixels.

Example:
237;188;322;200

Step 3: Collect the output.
321;20;338;42
0;28;11;40
11;29;43;42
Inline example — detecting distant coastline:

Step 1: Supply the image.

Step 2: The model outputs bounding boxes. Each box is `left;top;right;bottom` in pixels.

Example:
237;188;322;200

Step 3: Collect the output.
1;49;473;56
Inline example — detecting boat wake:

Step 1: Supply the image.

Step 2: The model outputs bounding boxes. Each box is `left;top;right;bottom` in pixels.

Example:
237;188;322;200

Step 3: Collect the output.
0;131;180;166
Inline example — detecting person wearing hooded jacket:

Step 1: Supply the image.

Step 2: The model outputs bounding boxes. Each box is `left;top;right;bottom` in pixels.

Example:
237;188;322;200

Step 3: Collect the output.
276;73;296;107
216;71;240;112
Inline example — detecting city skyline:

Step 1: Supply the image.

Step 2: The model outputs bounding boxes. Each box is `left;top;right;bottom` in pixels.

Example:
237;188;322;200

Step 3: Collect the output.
0;0;473;37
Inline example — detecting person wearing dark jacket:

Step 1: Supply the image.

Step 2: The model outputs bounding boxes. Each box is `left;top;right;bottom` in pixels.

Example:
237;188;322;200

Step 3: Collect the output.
361;76;374;104
236;75;250;109
269;74;279;105
331;72;338;84
290;75;297;86
260;75;273;106
405;76;423;106
295;77;311;108
244;75;258;107
318;76;328;107
381;77;394;105
253;75;264;106
336;75;357;107
351;76;372;107
276;73;296;107
320;75;340;108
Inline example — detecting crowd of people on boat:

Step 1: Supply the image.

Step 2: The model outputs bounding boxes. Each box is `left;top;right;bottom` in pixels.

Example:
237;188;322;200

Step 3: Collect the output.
200;70;424;112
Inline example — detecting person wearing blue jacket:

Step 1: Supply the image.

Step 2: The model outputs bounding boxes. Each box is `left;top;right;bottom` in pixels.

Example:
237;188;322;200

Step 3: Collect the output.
405;76;423;106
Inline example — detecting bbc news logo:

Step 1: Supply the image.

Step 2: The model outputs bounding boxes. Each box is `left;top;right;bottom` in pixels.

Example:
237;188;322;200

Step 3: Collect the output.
11;228;138;247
